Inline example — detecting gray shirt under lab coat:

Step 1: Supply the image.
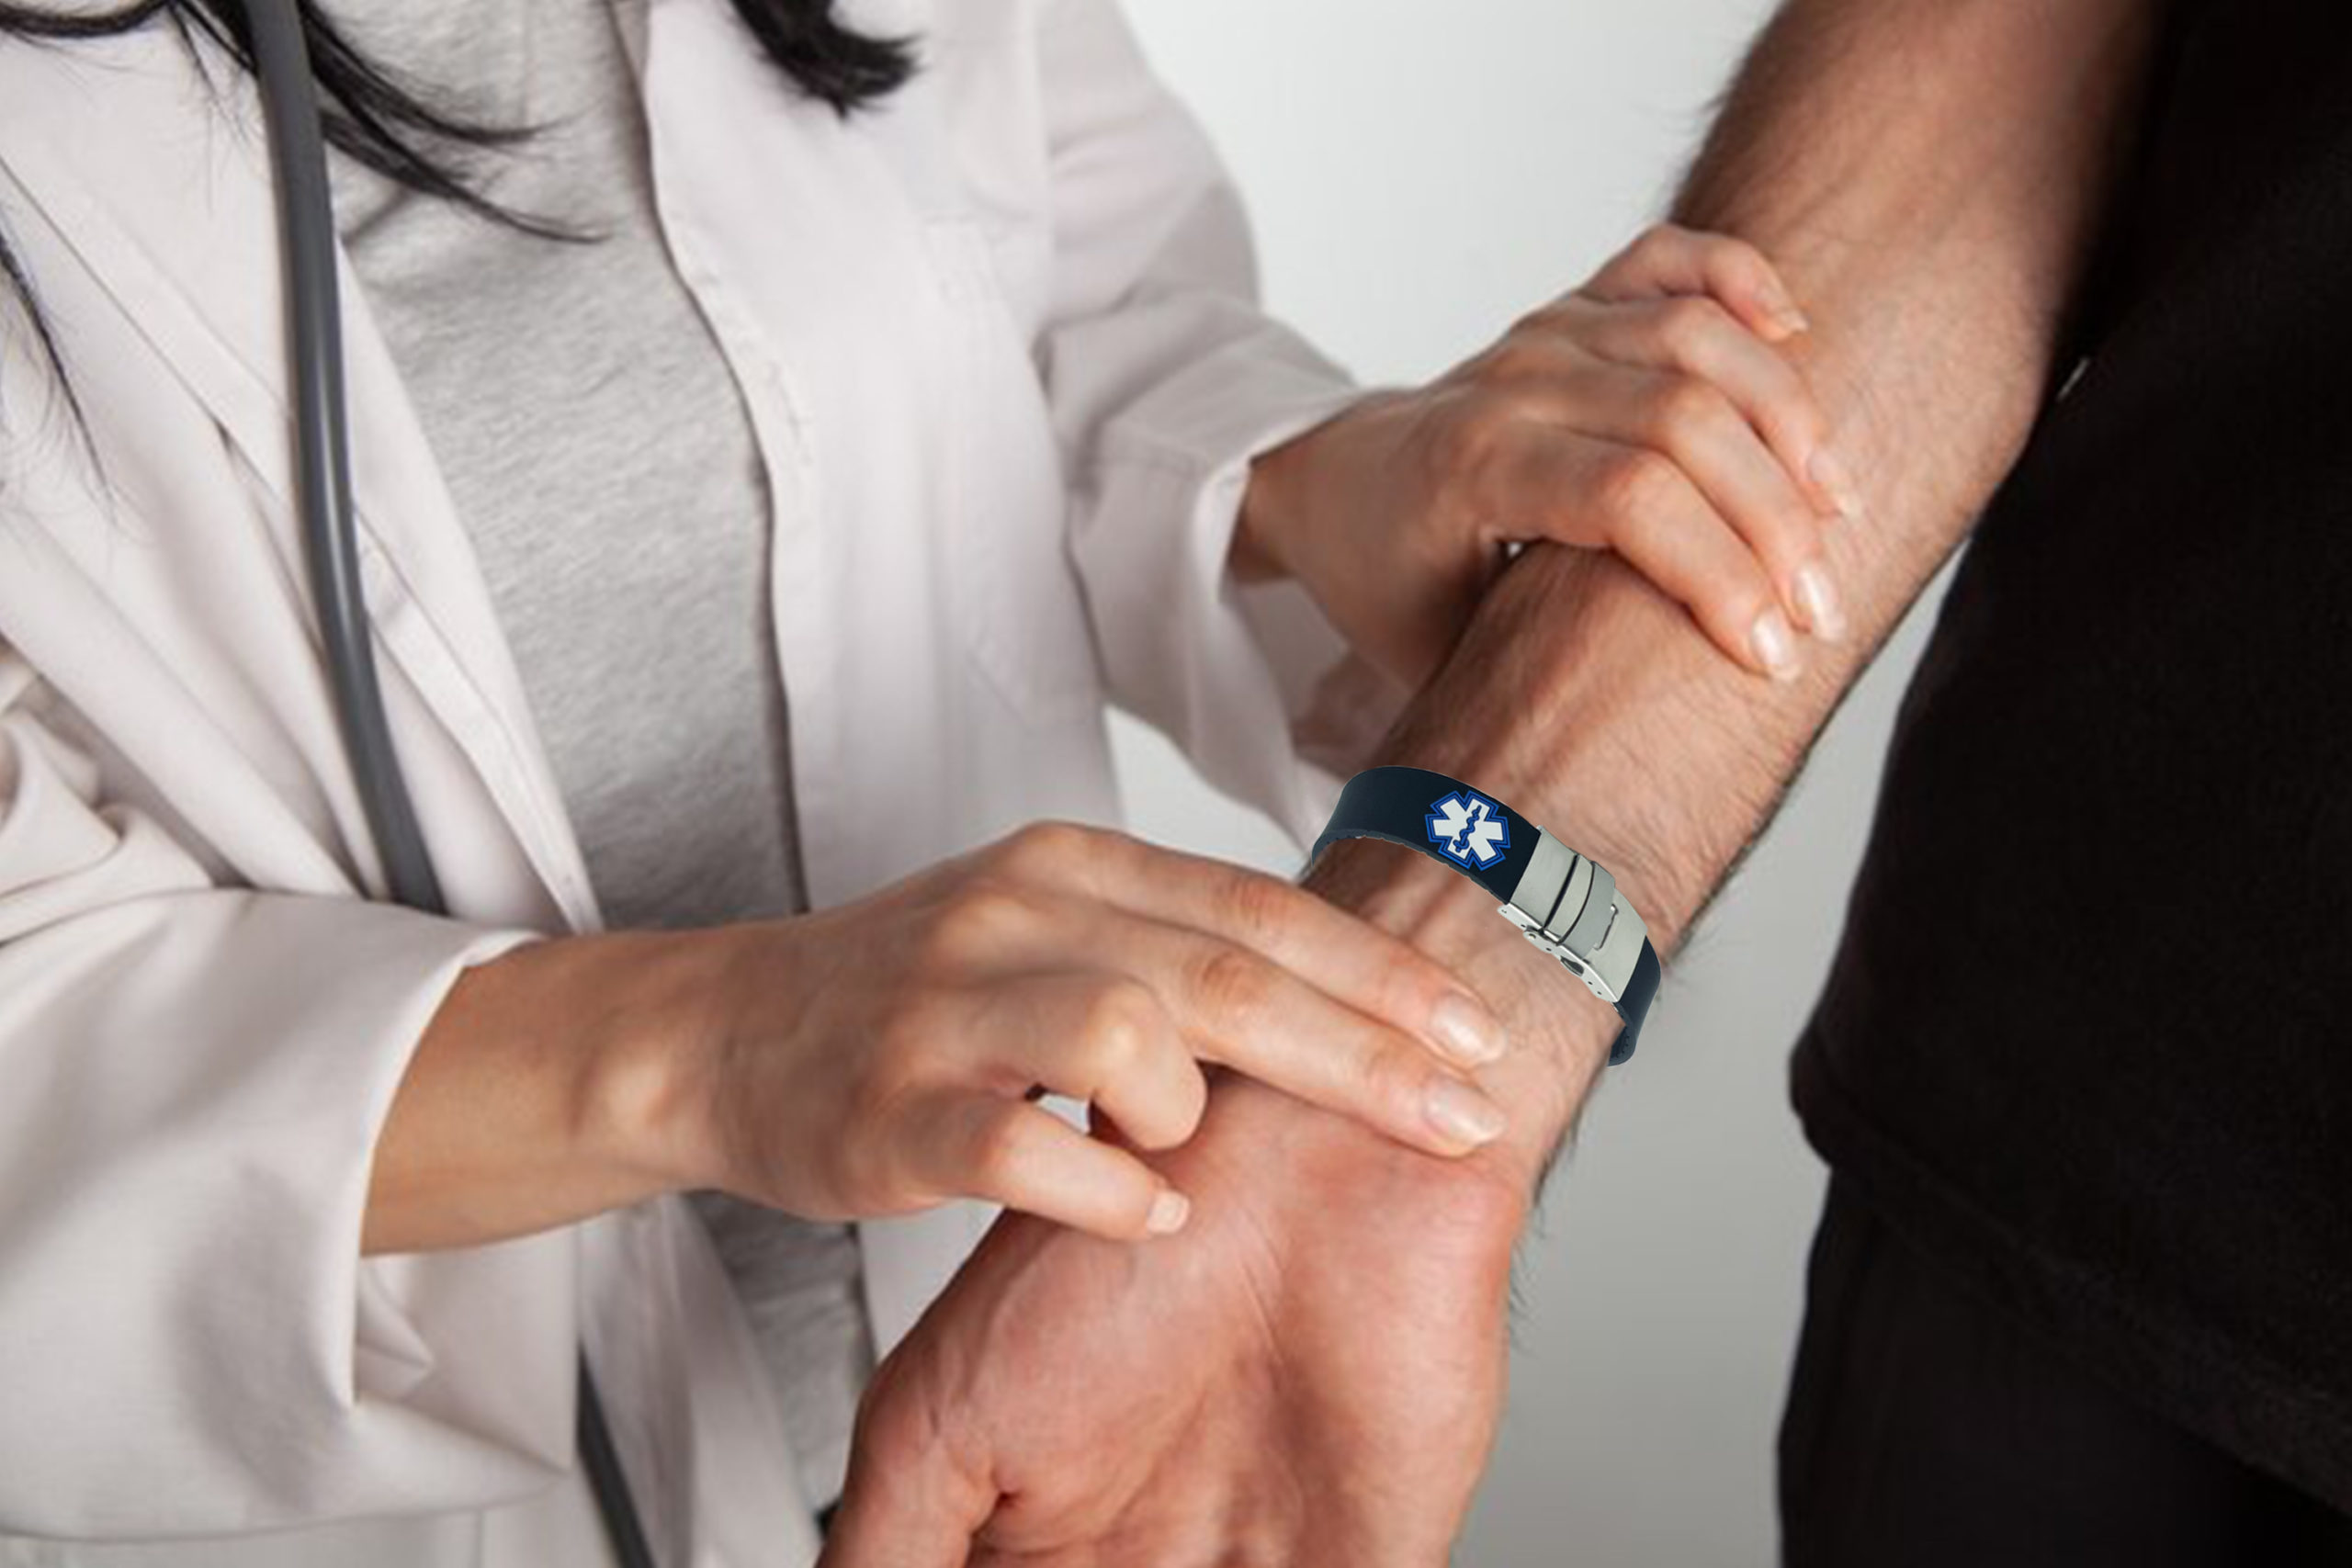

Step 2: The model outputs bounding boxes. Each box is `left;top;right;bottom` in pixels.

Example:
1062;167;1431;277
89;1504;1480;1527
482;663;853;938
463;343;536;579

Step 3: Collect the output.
323;0;869;1512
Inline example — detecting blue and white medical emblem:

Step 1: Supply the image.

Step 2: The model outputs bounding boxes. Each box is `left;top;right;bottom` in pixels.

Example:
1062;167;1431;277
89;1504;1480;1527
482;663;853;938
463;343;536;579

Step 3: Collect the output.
1425;789;1510;869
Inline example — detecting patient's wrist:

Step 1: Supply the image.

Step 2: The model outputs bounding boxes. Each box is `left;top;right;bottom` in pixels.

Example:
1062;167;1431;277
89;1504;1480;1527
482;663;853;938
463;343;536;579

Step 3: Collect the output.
1379;542;1763;944
1203;1055;1541;1263
1302;837;1611;1193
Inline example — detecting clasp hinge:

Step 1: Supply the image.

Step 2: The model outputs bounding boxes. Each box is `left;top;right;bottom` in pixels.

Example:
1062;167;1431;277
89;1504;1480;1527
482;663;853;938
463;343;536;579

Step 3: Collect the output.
1495;829;1648;1009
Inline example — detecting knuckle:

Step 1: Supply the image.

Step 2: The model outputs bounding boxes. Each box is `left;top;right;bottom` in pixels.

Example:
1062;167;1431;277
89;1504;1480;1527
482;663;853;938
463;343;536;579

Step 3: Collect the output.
995;820;1094;877
967;1104;1032;1187
1476;335;1555;388
1116;1070;1208;1155
1647;373;1735;444
1384;948;1463;1021
1188;942;1273;1021
928;882;1035;960
1627;221;1684;266
1160;1073;1210;1145
1216;868;1297;948
1595;447;1683;524
1650;297;1730;363
1077;978;1158;1077
1507;299;1571;339
1703;231;1770;277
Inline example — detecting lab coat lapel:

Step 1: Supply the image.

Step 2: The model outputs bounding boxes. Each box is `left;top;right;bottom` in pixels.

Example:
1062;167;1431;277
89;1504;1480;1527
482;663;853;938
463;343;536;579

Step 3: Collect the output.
0;30;600;929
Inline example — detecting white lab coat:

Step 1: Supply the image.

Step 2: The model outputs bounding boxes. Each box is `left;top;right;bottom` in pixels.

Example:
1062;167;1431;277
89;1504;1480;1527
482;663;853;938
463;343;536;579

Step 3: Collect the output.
0;0;1392;1562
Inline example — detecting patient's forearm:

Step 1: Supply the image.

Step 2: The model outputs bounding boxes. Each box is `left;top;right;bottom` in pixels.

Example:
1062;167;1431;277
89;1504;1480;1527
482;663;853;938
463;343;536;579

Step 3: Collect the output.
1307;0;2155;1182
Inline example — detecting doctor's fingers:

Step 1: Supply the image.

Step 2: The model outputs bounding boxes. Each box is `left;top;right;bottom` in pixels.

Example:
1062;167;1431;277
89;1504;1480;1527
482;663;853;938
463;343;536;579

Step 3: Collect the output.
967;969;1209;1152
979;822;1508;1073
1472;362;1840;645
1455;329;1837;619
1558;292;1853;522
1046;903;1511;1161
897;1084;1191;1242
1500;434;1805;681
1578;221;1809;344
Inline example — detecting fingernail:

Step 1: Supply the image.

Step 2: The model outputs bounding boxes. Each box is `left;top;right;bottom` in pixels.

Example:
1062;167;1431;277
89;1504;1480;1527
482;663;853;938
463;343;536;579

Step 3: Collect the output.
1808;449;1865;521
1792;562;1847;644
1425;1079;1508;1149
1429;992;1507;1067
1147;1189;1191;1236
1750;607;1801;681
1770;302;1811;338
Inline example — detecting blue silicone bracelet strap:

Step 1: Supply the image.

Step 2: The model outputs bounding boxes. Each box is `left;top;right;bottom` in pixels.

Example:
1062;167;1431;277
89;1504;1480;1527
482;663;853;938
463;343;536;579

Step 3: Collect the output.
1306;766;1661;1066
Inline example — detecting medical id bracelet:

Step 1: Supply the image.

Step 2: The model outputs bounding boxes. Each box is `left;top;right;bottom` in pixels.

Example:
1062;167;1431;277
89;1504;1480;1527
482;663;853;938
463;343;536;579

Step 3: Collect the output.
1307;766;1662;1065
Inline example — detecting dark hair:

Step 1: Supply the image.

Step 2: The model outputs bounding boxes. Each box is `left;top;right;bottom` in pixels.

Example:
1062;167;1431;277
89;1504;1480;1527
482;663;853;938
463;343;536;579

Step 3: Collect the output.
0;0;914;439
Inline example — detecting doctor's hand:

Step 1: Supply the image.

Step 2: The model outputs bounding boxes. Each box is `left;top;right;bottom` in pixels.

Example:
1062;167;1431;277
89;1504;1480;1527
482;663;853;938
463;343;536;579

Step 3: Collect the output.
672;823;1511;1242
1238;223;1859;687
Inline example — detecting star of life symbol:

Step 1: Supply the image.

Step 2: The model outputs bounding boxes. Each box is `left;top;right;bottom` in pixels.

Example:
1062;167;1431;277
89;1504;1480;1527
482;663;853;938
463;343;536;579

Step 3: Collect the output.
1425;789;1510;869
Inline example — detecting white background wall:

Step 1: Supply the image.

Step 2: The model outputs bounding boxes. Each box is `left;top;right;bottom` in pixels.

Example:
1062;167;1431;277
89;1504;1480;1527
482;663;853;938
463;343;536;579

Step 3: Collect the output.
1116;4;1958;1562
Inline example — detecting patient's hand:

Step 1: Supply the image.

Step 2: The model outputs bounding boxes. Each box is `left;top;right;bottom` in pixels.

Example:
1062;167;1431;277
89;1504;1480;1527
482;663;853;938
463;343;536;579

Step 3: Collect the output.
819;1071;1528;1568
822;828;1614;1568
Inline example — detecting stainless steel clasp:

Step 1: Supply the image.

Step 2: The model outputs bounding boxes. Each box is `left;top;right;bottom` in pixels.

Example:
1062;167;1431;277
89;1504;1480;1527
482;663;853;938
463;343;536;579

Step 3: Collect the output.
1495;829;1649;1008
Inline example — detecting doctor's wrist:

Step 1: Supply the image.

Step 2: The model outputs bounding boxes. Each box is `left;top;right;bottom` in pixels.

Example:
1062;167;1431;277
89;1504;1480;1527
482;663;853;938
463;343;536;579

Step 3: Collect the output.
364;928;732;1256
570;927;758;1199
1232;393;1390;586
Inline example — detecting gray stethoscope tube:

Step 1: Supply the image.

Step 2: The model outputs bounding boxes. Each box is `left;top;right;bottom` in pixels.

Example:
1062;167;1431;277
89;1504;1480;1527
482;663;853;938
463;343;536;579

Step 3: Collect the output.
244;3;656;1563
